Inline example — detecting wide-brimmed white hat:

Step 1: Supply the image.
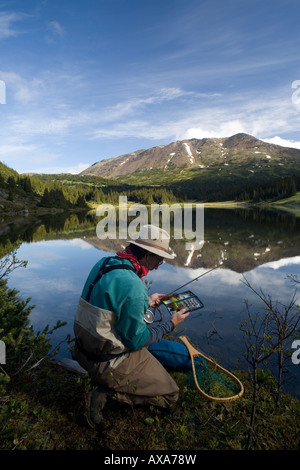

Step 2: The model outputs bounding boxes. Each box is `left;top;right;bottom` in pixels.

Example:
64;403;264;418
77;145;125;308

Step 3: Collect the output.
127;224;176;259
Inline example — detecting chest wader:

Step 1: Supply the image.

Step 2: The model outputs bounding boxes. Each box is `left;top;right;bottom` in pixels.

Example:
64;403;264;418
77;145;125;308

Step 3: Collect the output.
73;256;180;408
74;256;137;364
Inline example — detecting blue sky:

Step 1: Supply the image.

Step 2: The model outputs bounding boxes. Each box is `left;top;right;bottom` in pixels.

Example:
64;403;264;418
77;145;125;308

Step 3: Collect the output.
1;0;300;174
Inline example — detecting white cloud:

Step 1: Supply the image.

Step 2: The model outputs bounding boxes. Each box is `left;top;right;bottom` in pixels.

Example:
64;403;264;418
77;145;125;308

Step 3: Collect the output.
67;162;91;174
262;136;300;150
175;90;300;144
0;71;43;104
5;109;95;139
45;20;65;43
182;120;247;140
69;239;93;250
1;61;300;173
0;11;26;39
0;143;38;157
99;87;201;123
259;256;300;270
0;143;62;173
89;85;300;146
47;20;65;37
29;162;92;175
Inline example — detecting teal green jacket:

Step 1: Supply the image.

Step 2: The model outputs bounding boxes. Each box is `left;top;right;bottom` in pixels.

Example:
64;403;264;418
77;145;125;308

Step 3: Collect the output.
81;256;150;351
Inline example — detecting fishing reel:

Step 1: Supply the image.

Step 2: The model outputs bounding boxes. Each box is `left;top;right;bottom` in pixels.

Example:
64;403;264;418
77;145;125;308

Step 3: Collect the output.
144;306;164;324
144;308;155;324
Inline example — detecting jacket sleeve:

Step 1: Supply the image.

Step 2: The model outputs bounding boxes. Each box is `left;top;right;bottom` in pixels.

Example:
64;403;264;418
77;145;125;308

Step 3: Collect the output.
143;319;175;347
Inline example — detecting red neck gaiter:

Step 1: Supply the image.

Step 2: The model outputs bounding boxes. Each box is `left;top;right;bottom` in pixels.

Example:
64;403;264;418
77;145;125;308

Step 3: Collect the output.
116;247;148;279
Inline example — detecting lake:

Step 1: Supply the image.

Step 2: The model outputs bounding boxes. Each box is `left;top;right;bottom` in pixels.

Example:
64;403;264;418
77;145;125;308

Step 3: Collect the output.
1;207;300;399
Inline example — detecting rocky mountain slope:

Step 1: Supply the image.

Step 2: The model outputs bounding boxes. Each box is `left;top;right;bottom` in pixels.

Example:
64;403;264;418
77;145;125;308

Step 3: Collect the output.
80;133;300;179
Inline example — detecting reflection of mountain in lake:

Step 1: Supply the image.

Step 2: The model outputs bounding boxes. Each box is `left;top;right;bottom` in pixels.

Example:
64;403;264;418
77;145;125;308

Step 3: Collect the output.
196;208;300;272
1;207;297;274
83;208;299;272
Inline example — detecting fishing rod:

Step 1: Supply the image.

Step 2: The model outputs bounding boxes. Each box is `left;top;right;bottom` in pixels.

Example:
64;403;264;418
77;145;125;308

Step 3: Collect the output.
167;262;223;295
145;262;223;323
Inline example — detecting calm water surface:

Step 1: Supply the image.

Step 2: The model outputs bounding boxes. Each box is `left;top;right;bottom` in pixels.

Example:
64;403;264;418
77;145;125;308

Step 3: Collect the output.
2;208;300;398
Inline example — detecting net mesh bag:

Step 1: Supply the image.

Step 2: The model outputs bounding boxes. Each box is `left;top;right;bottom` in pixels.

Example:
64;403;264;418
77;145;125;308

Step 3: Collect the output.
179;336;244;402
186;356;242;399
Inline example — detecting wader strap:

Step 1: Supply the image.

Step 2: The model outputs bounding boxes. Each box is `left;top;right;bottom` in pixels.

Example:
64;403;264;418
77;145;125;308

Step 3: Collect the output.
85;256;137;303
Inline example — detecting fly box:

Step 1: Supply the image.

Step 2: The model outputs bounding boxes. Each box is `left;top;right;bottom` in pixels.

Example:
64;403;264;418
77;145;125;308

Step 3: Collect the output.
163;290;204;314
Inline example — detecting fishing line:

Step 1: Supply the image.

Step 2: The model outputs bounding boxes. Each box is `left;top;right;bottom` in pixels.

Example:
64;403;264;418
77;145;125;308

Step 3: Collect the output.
167;262;223;295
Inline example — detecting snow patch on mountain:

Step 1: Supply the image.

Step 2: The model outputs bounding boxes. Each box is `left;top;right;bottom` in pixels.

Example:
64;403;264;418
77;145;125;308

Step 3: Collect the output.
183;143;195;164
119;158;129;166
165;152;176;169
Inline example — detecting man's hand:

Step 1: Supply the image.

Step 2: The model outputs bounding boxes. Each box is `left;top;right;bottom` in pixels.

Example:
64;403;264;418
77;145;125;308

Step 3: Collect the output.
148;293;171;308
171;308;190;327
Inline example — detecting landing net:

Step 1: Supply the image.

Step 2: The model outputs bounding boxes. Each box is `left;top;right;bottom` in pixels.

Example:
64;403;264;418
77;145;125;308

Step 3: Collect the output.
186;356;243;400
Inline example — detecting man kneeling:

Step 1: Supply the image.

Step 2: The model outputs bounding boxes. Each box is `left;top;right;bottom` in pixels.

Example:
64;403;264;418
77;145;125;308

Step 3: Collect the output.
72;225;190;427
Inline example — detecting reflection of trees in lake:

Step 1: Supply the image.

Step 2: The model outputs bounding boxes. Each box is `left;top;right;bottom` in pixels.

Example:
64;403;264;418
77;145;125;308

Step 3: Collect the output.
0;211;99;259
205;207;299;234
0;208;299;273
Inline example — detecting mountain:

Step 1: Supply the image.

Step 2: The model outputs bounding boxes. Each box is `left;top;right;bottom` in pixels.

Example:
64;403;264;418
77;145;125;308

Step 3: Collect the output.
80;133;300;179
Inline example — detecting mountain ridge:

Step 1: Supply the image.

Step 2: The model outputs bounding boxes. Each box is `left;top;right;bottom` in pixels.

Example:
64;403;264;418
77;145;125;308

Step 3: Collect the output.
80;133;300;179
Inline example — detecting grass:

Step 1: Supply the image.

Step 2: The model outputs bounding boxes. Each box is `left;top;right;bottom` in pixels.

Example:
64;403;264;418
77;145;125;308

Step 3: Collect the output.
203;200;248;208
1;358;300;451
89;192;300;213
270;192;300;216
202;192;300;212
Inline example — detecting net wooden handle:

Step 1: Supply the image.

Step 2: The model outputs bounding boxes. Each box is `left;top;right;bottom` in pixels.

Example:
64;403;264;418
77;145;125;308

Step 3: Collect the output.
179;335;199;356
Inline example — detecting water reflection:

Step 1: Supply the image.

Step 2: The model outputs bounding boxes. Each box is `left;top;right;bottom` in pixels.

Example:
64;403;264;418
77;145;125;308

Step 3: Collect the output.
1;207;300;399
1;207;299;269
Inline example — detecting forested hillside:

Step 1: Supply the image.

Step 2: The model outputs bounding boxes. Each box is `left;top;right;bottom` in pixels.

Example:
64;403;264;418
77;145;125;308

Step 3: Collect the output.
1;131;300;215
